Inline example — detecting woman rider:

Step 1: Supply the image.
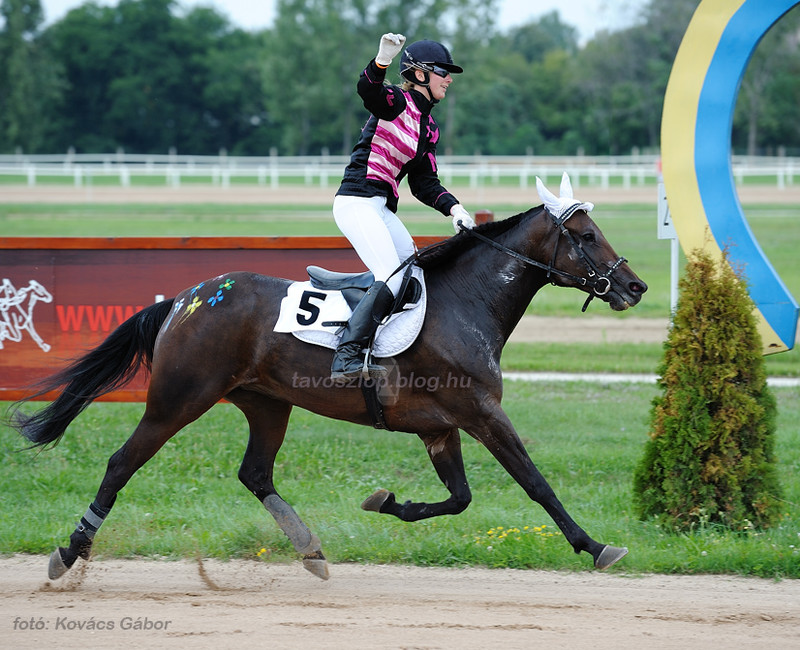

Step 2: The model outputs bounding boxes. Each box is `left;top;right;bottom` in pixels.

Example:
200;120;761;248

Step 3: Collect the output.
331;32;475;380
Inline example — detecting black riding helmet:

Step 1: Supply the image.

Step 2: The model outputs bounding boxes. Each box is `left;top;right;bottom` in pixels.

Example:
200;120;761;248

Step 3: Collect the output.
400;39;463;86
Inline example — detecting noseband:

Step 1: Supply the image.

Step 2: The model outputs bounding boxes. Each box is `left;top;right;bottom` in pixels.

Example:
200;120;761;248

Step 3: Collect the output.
459;209;627;312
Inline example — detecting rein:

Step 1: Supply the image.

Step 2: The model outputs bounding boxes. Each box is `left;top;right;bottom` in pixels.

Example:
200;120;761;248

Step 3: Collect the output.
458;211;627;312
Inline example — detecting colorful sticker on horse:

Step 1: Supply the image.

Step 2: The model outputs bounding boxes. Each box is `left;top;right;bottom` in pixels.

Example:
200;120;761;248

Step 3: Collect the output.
162;297;184;330
179;295;203;323
190;282;205;296
219;278;235;291
208;290;224;306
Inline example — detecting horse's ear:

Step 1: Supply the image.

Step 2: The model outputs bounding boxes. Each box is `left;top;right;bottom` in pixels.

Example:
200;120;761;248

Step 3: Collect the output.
536;176;559;212
560;172;574;199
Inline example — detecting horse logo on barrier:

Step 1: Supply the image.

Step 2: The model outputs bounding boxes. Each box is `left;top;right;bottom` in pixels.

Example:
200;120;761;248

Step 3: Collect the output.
0;278;54;352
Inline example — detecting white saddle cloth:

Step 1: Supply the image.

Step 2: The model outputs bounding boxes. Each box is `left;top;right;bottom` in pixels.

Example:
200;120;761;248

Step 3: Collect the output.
273;266;426;357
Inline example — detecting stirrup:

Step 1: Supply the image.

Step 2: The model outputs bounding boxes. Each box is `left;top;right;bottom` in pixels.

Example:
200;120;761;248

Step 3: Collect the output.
330;354;387;380
361;350;389;379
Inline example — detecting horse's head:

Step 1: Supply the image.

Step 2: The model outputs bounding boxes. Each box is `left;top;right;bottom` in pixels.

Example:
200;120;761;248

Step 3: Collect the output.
536;173;647;311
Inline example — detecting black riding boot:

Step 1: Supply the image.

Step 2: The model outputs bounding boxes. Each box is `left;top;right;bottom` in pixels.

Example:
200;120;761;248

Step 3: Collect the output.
331;281;395;380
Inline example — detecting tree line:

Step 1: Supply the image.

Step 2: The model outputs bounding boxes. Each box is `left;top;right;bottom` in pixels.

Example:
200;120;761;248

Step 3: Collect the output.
1;0;799;157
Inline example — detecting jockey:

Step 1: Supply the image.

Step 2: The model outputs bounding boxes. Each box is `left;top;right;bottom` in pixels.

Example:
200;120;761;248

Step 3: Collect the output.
331;33;475;380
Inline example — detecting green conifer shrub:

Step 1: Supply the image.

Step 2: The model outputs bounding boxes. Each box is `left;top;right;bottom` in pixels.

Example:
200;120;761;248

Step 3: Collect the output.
633;248;782;532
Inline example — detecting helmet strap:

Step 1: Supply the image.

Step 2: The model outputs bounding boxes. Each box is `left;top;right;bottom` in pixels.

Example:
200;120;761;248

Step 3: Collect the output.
411;69;436;102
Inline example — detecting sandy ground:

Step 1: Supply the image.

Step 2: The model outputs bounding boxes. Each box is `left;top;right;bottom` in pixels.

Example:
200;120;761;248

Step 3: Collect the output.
509;315;670;344
2;556;799;649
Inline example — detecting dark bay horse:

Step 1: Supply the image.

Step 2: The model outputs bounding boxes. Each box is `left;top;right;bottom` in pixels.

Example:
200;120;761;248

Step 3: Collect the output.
9;201;646;581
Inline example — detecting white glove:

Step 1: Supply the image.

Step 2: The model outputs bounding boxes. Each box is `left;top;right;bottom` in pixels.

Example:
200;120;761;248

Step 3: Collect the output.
376;33;406;66
451;204;475;232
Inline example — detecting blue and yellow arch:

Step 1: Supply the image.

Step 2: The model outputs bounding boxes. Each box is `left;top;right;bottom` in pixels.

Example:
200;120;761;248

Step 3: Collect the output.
661;0;799;354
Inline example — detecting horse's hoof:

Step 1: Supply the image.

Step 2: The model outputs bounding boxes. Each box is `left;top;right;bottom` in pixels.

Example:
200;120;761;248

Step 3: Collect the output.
302;556;330;580
595;544;628;570
361;489;392;512
48;548;69;580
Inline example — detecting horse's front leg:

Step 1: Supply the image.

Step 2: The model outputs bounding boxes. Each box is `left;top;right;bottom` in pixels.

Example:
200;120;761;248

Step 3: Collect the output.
362;428;472;521
465;404;627;570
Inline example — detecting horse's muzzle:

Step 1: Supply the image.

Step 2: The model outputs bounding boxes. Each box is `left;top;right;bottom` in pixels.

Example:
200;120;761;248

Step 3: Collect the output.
609;276;648;311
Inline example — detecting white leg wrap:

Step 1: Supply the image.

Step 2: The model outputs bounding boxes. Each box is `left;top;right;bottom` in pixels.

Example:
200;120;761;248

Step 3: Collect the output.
262;494;321;555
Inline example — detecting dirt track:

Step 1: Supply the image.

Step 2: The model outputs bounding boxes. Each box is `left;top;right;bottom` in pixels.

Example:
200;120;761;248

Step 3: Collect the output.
509;315;669;344
3;556;799;649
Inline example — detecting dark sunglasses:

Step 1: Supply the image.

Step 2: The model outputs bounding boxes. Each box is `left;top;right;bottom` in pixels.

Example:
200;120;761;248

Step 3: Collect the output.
430;65;451;78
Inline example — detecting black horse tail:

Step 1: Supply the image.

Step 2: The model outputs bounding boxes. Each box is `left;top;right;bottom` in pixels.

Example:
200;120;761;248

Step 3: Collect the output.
8;299;175;448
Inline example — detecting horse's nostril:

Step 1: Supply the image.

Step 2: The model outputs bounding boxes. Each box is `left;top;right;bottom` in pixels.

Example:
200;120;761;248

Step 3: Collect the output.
630;282;647;294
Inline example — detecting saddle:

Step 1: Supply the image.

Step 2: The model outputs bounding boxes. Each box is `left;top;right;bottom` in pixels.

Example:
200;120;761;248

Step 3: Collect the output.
306;265;422;315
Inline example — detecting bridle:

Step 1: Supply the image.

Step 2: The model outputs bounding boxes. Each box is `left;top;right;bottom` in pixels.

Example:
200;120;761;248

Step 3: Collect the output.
458;207;628;312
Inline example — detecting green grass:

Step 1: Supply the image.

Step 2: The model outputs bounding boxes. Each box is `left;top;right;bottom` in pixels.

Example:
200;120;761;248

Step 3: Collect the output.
0;203;340;237
1;382;797;577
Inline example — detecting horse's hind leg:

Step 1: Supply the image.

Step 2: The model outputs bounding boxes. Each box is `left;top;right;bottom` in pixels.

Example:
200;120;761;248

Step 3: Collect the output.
49;393;220;579
229;391;329;580
362;428;472;521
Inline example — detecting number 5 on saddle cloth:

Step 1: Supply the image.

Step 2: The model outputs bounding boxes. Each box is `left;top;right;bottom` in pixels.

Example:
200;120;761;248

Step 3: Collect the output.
274;264;426;358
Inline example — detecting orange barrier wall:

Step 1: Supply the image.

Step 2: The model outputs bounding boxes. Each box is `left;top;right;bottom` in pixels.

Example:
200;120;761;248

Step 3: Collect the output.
0;236;443;401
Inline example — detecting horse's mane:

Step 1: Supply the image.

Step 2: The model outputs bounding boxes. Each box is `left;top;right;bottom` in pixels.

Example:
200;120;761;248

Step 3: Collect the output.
415;206;542;270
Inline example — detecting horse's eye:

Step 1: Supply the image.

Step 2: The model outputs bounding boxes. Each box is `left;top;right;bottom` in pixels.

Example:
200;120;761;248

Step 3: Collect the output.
581;232;596;243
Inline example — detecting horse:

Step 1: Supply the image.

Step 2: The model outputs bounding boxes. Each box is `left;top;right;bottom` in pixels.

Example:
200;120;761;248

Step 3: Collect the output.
8;181;647;581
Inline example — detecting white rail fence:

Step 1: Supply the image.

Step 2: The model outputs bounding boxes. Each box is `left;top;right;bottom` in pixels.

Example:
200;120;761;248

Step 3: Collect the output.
0;153;797;190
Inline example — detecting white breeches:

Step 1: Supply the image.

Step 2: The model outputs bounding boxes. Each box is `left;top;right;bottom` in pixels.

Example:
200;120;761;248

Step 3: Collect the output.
333;195;416;296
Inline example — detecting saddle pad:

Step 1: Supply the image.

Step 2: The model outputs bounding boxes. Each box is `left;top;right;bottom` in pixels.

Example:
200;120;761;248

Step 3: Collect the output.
273;266;426;357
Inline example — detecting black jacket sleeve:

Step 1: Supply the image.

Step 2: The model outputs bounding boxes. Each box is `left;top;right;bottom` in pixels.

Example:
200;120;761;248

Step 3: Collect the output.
407;151;459;217
357;60;407;120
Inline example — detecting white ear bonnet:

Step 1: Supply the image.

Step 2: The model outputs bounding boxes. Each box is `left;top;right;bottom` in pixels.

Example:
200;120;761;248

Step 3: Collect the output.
535;172;594;222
